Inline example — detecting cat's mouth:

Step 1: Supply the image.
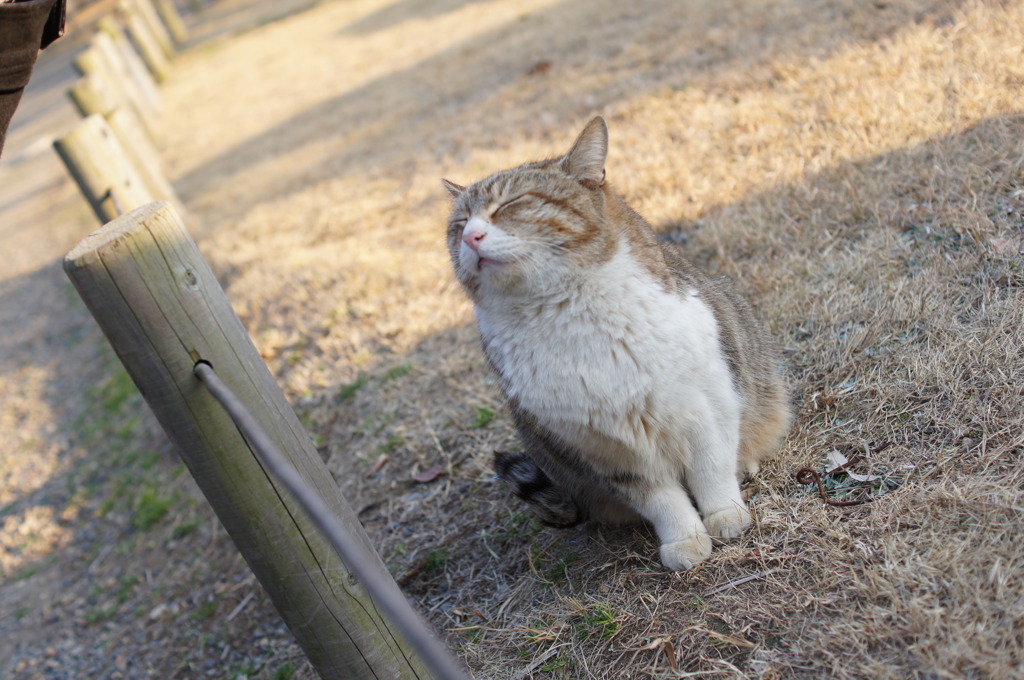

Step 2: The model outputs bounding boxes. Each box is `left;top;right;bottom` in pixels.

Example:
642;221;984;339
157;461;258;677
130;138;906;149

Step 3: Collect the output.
476;256;505;271
475;256;499;270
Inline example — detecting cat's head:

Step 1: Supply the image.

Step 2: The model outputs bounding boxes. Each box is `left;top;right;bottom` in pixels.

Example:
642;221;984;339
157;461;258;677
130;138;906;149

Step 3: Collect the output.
443;117;619;300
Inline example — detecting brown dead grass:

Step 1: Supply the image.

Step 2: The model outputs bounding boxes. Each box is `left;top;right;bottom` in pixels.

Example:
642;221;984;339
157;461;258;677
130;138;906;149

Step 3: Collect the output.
4;0;1022;678
152;0;1023;677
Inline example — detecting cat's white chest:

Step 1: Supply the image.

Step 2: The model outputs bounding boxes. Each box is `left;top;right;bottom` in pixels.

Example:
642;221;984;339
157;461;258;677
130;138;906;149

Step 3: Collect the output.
476;245;737;463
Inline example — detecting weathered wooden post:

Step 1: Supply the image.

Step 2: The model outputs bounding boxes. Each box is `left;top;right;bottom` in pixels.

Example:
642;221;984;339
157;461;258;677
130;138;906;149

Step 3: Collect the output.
67;77;185;217
96;17;162;115
74;44;157;137
129;0;176;58
53;114;154;223
117;0;172;82
63;202;437;680
155;0;188;46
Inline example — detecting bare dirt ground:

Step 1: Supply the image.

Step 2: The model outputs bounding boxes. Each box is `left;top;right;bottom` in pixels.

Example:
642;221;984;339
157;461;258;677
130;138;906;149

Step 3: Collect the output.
2;0;1023;678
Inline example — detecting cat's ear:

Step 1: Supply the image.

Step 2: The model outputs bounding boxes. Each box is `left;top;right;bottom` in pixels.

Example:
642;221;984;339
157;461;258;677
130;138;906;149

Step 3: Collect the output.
442;178;465;199
562;116;608;184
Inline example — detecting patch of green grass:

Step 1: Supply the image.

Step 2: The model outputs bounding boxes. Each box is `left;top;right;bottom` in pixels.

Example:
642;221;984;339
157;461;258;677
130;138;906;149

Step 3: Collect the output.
423;548;448;575
338;375;367;402
116;575;138;604
83;577;136;625
377;433;403;456
100;464;157;517
193;598;218;621
171;516;202;539
461;627;485;644
526;618;553;642
470;406;494;428
352;414;380;437
271;664;295;680
16;437;40;454
226;662;258;679
494;509;538;543
382;362;413;384
544;551;579;582
85;603;118;624
134;449;161;471
98;369;137;414
113;416;140;443
132;484;175;530
196;632;212;654
539;652;574;674
513;645;533;658
574;604;619;641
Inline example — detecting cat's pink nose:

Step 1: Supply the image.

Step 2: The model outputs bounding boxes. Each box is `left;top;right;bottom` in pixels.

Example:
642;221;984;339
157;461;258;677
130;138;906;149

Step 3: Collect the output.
463;225;486;251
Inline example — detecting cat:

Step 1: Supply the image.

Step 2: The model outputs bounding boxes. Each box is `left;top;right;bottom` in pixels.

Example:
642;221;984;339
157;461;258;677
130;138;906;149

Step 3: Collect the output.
442;117;790;570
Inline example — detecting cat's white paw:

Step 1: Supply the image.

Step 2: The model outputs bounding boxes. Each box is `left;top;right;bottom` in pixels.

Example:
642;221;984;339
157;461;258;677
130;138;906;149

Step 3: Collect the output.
704;506;752;543
659;533;712;571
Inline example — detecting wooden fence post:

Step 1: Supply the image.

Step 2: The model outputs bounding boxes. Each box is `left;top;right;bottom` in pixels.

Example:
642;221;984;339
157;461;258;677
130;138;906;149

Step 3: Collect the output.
155;0;188;46
74;45;157;137
63;201;436;680
118;0;172;82
97;17;162;114
130;0;176;58
53;114;154;223
67;78;184;217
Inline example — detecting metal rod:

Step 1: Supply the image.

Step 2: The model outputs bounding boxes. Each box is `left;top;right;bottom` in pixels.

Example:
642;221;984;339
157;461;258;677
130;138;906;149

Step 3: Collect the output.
193;361;470;680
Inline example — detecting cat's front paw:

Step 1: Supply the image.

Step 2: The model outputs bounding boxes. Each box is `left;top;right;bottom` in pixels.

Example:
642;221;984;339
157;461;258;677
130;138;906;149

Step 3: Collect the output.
704;505;751;544
659;533;712;571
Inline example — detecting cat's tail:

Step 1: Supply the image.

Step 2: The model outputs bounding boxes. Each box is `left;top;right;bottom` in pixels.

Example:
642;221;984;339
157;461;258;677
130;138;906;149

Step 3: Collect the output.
493;451;583;528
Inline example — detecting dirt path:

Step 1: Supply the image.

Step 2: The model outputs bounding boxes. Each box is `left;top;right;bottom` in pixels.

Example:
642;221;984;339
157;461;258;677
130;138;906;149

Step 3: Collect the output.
0;3;328;678
2;0;1023;679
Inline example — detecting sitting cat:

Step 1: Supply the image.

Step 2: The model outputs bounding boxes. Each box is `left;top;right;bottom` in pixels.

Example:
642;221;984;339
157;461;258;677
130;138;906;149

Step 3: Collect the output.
443;117;790;570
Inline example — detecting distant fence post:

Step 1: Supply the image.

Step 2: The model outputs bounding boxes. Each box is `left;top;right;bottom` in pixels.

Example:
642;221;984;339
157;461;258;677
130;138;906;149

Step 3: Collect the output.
117;0;172;81
96;17;163;115
128;0;176;58
155;0;188;46
63;202;436;680
74;44;157;136
67;78;185;217
53;114;154;223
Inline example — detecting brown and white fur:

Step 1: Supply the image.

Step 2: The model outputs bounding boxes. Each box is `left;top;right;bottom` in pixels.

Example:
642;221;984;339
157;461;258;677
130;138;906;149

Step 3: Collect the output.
443;117;790;570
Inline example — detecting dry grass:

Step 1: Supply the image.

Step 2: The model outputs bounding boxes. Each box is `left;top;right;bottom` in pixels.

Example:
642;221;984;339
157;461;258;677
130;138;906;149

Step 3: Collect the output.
152;0;1023;677
3;0;1022;677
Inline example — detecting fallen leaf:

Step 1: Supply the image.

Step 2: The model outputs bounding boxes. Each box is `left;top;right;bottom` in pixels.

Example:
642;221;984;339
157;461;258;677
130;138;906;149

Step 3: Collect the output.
641;637;678;673
413;465;445;483
826;449;849;469
826;449;880;482
526;60;552;75
367;453;390;476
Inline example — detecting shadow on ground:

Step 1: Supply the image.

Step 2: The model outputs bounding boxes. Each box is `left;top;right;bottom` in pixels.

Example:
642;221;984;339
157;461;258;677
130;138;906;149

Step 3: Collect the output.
172;0;970;213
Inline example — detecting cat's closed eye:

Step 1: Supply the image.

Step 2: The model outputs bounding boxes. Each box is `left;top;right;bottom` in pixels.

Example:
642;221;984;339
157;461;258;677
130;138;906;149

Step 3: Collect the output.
492;195;532;220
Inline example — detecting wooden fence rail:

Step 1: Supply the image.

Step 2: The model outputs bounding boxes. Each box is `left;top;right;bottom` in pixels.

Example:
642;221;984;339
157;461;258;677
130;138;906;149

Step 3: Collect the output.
63;201;438;680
